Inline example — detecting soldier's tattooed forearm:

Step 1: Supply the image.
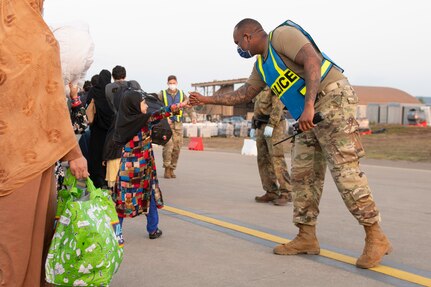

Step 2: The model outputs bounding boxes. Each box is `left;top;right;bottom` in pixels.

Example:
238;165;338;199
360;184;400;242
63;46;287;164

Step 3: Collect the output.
212;84;260;105
304;64;320;103
296;43;321;104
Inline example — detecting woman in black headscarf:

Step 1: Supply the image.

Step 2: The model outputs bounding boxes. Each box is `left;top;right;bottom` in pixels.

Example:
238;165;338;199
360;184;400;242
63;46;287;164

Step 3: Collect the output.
113;90;184;239
113;90;151;145
87;69;113;188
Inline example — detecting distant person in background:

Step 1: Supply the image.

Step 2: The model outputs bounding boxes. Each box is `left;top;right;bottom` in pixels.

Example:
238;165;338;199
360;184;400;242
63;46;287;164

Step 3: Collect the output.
103;65;141;189
85;74;100;106
79;74;100;166
78;80;92;107
0;0;88;285
69;82;89;135
251;88;292;206
105;65;141;113
87;69;114;188
158;75;197;179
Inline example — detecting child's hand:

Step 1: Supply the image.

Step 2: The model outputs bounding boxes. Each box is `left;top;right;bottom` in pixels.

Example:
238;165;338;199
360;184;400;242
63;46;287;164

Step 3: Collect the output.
184;100;193;108
170;104;180;114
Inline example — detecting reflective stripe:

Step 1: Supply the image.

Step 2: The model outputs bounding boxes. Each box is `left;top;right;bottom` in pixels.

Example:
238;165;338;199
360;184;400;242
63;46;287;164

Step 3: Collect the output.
257;56;266;82
178;91;184;121
268;32;285;75
162;90;183;122
299;59;333;95
162;90;169;106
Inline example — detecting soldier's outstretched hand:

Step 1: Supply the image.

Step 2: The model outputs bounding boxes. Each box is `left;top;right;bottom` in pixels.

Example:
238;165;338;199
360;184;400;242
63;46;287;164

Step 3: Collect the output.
189;91;207;106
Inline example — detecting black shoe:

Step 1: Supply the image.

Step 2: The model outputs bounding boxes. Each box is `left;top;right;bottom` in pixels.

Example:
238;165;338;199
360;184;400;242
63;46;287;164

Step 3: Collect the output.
149;228;163;239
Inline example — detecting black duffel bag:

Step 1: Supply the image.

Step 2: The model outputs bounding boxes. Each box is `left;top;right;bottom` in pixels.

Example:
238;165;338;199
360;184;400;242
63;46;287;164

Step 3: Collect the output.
144;93;173;146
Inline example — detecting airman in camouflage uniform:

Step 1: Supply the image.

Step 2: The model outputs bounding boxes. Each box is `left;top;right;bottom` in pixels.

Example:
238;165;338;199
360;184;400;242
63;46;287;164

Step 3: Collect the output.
189;18;392;269
253;88;292;206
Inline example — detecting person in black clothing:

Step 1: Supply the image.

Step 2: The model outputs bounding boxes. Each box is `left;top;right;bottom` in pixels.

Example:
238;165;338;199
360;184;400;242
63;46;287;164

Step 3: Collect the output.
78;80;92;108
87;70;114;188
79;75;100;163
103;65;141;188
84;74;100;107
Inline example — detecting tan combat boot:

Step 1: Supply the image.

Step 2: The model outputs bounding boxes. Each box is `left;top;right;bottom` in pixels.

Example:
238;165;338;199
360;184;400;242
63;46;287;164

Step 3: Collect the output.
273;192;292;206
170;168;176;178
356;223;392;268
255;192;279;203
273;224;320;255
164;168;172;179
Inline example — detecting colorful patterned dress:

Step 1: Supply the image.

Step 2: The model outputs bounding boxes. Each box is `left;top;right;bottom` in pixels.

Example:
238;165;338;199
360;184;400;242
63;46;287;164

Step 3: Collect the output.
114;107;174;218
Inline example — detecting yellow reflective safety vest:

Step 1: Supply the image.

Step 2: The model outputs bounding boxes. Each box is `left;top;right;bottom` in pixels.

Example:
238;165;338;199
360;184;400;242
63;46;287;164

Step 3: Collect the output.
162;89;184;122
256;20;343;119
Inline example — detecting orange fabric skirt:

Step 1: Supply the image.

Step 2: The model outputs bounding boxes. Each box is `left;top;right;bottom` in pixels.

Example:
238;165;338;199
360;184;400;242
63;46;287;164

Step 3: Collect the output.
0;167;56;287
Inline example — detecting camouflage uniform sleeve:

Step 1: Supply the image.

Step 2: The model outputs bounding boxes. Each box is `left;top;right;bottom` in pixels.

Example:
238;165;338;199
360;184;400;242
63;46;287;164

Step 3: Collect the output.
268;93;284;127
183;93;197;121
251;96;259;129
246;66;267;90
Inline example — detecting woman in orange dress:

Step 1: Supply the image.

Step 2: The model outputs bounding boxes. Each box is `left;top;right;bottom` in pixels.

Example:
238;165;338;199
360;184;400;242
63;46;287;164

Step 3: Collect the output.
0;1;88;285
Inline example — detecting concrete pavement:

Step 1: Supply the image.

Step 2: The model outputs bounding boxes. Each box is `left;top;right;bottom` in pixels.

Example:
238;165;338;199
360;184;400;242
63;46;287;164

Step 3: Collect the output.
110;147;431;287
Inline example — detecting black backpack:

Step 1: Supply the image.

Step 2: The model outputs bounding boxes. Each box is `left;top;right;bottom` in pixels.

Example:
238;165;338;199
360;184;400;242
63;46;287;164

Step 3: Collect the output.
108;81;134;113
143;92;173;146
103;82;138;161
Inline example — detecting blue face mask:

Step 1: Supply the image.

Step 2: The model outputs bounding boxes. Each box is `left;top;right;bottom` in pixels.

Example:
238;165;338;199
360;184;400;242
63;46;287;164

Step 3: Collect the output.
236;30;261;59
237;45;252;59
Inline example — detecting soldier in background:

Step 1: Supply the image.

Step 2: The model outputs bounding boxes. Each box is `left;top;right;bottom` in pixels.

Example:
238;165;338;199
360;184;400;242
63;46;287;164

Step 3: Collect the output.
251;88;292;206
159;75;197;179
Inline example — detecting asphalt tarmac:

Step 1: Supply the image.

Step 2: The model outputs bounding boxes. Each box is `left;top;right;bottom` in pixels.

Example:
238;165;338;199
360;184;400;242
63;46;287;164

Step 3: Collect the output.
110;146;431;287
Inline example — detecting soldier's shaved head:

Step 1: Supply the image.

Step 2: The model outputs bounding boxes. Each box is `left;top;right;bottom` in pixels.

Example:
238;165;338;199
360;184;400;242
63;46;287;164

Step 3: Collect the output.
234;18;263;33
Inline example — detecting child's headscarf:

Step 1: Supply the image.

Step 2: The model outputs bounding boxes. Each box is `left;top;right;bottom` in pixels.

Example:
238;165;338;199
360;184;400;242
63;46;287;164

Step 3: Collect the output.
113;90;151;145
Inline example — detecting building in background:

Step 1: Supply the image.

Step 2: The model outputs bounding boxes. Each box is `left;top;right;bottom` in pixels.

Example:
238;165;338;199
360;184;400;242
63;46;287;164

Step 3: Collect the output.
191;78;252;121
191;80;429;126
354;86;429;126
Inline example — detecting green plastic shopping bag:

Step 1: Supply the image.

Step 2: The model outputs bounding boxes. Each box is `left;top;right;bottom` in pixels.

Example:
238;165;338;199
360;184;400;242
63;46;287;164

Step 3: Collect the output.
45;171;124;286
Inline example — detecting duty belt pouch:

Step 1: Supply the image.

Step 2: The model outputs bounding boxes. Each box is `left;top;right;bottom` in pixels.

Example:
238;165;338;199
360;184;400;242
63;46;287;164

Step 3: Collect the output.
255;115;270;129
253;119;262;129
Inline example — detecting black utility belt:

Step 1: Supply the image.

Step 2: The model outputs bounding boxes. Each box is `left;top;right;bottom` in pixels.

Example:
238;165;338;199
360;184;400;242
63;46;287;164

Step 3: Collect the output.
254;116;285;123
253;116;284;129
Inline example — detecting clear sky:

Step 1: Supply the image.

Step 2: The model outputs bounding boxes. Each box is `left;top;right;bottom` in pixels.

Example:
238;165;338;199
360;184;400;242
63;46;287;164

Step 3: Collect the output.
43;0;430;98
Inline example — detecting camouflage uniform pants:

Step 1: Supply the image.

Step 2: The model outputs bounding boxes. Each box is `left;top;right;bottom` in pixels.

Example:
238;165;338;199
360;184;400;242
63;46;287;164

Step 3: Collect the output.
292;81;380;226
163;121;183;170
256;120;292;195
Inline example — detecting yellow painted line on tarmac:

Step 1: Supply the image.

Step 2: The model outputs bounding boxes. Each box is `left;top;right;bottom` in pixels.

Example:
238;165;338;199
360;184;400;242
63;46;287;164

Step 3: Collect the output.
164;205;431;287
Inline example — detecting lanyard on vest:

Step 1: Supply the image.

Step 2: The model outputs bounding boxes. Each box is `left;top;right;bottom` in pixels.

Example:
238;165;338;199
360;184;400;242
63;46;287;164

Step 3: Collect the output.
162;90;184;122
255;20;343;120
